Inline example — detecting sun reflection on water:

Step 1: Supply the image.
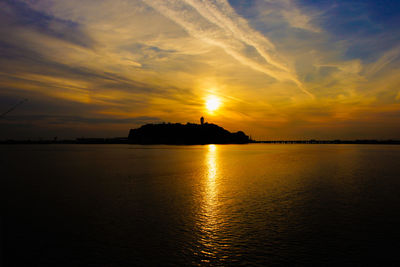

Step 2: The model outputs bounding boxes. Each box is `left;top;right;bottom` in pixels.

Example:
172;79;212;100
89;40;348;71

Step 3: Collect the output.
207;144;217;182
197;144;221;261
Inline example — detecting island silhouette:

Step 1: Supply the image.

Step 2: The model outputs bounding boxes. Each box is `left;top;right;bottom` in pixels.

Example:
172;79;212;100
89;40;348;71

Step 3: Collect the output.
128;117;251;144
1;116;400;144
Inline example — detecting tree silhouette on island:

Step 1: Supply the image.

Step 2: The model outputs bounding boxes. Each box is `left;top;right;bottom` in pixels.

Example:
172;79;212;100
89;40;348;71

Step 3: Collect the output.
128;117;251;145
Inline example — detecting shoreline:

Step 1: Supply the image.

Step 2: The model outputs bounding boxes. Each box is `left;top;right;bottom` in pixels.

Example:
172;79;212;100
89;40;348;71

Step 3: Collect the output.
1;140;399;145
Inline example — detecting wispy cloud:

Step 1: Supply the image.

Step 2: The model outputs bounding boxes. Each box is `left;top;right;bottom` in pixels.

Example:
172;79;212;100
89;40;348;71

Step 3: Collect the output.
2;114;160;125
141;0;313;97
364;45;400;76
265;0;321;33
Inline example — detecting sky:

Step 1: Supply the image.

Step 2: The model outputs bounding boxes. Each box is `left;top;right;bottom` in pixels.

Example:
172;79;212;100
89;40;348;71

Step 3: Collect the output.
0;0;400;140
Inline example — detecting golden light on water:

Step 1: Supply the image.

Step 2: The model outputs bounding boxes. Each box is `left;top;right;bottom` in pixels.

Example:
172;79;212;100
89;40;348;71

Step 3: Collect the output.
205;96;221;113
207;144;217;181
198;144;220;258
205;144;217;203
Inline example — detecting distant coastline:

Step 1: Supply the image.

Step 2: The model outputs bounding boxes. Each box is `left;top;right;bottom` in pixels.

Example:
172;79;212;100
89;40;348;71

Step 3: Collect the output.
256;140;400;144
1;119;399;145
1;139;399;145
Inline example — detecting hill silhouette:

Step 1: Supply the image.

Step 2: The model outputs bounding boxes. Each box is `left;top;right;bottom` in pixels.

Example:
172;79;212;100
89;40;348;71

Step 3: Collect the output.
128;122;250;144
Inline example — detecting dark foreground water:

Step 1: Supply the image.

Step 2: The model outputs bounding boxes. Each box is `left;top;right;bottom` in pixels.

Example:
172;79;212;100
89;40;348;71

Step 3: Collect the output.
2;144;400;266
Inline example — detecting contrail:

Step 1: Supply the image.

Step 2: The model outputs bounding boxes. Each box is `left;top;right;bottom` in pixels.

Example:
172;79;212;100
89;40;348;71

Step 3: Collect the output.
0;99;28;119
142;0;314;98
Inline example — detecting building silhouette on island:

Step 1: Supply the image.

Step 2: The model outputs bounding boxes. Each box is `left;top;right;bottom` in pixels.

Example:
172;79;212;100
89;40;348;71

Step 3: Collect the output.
128;117;251;145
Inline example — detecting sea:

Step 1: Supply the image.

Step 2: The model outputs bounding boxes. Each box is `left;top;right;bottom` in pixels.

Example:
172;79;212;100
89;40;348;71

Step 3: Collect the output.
2;144;400;266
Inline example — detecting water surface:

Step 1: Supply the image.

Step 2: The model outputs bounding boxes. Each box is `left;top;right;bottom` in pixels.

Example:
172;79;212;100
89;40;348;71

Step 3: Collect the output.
3;144;400;265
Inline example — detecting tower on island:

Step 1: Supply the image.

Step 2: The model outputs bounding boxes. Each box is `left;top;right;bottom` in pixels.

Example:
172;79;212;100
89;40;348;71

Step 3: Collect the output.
200;116;204;125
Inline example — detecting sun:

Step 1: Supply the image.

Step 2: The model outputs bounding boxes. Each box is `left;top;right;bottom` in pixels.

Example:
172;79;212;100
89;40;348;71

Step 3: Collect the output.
205;96;221;112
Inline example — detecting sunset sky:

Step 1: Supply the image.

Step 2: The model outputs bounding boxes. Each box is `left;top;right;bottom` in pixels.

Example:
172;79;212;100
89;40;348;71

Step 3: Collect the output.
1;0;400;140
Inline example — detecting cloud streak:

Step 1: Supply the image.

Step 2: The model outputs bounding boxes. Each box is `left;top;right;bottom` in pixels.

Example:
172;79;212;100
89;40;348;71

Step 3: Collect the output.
266;0;321;33
142;0;314;97
1;114;160;125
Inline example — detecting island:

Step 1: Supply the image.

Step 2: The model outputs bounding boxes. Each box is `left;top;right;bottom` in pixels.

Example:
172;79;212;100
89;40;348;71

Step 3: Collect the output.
128;118;251;145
